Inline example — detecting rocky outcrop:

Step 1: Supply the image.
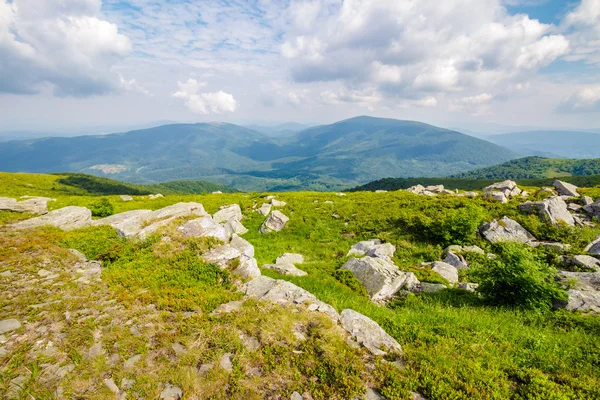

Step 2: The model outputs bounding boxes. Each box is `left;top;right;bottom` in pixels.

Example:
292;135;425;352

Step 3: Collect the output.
233;256;261;279
342;256;419;302
553;180;579;197
213;204;243;224
0;196;52;214
178;216;230;241
202;245;241;268
271;199;287;207
347;239;395;259
562;255;600;272
443;251;468;270
518;197;575;226
340;309;402;356
224;218;248;235
13;206;92;231
479;216;536;245
259;210;289;233
230;234;255;258
483;191;508;203
484;180;522;197
555;271;600;312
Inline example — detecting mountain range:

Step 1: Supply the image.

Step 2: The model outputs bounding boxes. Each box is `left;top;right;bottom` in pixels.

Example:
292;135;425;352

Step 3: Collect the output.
485;130;600;158
0;116;519;191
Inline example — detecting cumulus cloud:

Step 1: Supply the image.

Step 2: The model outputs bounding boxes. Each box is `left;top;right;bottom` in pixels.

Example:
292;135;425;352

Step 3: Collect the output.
558;86;600;112
281;0;570;105
173;79;237;114
0;0;132;96
563;0;600;64
451;93;494;115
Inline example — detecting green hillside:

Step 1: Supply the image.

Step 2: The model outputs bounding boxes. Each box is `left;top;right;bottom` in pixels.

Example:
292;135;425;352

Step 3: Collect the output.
450;157;600;179
0;117;518;191
1;173;599;398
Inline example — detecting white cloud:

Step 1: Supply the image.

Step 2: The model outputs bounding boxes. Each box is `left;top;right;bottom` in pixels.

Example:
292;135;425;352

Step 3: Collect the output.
563;0;600;64
0;0;131;96
173;79;237;115
559;86;600;112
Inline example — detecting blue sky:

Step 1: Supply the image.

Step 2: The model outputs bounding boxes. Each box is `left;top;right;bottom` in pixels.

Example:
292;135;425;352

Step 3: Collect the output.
0;0;599;134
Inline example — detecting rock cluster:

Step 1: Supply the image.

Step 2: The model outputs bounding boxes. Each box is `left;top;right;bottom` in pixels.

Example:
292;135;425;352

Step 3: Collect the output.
519;196;575;226
483;180;524;203
406;184;454;196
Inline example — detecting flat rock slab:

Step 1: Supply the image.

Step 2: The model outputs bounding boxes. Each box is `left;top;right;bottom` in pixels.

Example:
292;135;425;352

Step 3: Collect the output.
178;216;230;242
276;253;304;265
12;206;92;230
202;245;241;268
0;319;21;334
347;239;395;259
340;309;402;356
553;180;579;197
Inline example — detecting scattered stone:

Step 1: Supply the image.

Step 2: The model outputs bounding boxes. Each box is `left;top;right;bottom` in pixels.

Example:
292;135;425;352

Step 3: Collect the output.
198;363;214;376
585;236;600;255
568;203;582;212
202;245;241;268
558;271;600;292
6;375;29;399
37;268;52;277
213;204;243;224
431;261;459;284
212;191;223;194
277;253;304;265
582;196;594;206
263;262;307;277
418;282;447;293
365;388;385;399
340;309;402;356
483;191;508;203
336;192;347;197
87;342;104;358
240;333;260;352
233;256;261;279
518;197;575;226
443;251;468;270
213;300;245;314
258;203;272;216
563;255;600;272
0;270;12;277
178;216;229;241
0;319;21;334
259;210;289;233
219;353;233;372
342;256;419;302
160;384;183;400
124;354;142;368
347;239;395;259
291;392;303;400
479;216;536;245
484;180;521;197
265;195;276;200
149;193;164;199
553;180;579;197
537;242;571;252
13;206;92;230
172;342;186;356
458;282;479;292
121;378;135;390
120;195;133;201
375;190;387;193
104;378;120;394
225;218;248;235
272;199;287;207
1;196;52;214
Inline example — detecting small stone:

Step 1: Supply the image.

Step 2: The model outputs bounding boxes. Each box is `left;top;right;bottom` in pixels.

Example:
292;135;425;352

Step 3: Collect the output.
0;319;21;334
240;333;260;352
198;363;214;376
213;300;244;314
124;354;142;368
0;334;7;343
37;269;52;277
365;388;385;399
291;392;303;400
121;378;136;390
160;384;183;400
104;378;120;394
0;270;12;277
219;352;233;372
172;342;186;356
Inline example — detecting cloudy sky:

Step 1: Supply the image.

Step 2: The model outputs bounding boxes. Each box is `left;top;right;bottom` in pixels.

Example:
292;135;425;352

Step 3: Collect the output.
0;0;599;133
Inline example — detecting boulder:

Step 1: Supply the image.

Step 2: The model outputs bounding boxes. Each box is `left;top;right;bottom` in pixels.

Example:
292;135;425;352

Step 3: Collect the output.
347;239;395;259
563;255;600;272
418;282;447;293
159;384;183;400
202;245;241;268
518;197;575;226
262;262;307;277
406;185;425;195
479;216;536;245
230;234;255;258
585;236;600;255
557;290;600;312
259;210;289;233
213;204;243;224
484;180;520;197
13;206;92;231
0;196;52;214
340;309;402;356
0;319;21;334
431;261;459;284
120;195;133;201
342;257;419;302
443;252;468;270
149;193;164;199
232;256;261;279
276;253;304;265
458;282;479;292
582;196;594;206
568;203;582;212
553;180;579;197
483;191;508;203
271;199;287;207
257;203;272;216
425;185;445;193
177;216;230;242
137;217;178;240
558;271;600;292
225;219;248;235
537;242;571;252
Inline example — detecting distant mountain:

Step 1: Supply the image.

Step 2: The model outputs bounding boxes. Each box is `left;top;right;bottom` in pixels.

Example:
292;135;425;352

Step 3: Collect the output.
244;122;316;138
0;116;518;191
486;130;600;158
449;156;600;179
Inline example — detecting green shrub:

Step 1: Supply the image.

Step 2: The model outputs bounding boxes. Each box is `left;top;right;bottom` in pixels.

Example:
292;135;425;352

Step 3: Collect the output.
89;198;114;217
469;243;566;311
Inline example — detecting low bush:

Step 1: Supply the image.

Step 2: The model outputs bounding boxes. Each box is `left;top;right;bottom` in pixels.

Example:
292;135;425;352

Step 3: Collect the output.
89;198;114;217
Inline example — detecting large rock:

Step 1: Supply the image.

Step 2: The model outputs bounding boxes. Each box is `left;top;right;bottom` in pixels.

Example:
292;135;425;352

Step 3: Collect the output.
483;191;508;203
553;180;579;197
178;216;230;242
558;271;600;292
585;236;600;256
230;234;254;258
558;290;600;312
342;257;419;302
202;245;241;268
259;210;289;233
443;252;468;270
262;262;307;277
518;197;575;226
479;216;536;245
257;203;271;216
224;219;248;235
406;185;425;195
563;255;600;272
431;261;459;284
340;309;402;356
13;206;92;230
0;319;21;334
213;204;243;224
347;239;395;259
484;180;521;197
233;256;261;279
0;196;52;214
276;253;304;265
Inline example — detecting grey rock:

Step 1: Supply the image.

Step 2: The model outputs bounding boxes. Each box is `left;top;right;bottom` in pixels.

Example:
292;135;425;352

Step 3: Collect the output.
568;203;582;212
120;195;133;201
342;256;419;302
418;282;447;292
0;319;21;334
198;363;214;376
225;219;248;235
443;252;468;270
124;354;142;368
213;204;243;224
458;282;479;292
553;180;579;197
347;239;395;259
137;217;178;240
263;262;307;277
479;216;536;245
121;378;135;390
233;256;261;279
484;180;518;196
178;216;230;241
259;210;289;233
564;255;600;272
336;192;347;197
13;206;92;230
258;203;272;216
87;342;104;358
239;333;260;352
219;352;233;372
244;276;278;298
518;197;575;226
340;309;402;356
160;384;183;400
431;261;459;284
406;184;426;194
555;290;600;312
425;184;445;193
365;388;385;399
483;191;508;203
272;199;287;207
230;234;255;258
202;245;241;268
558;271;600;291
149;193;164;199
276;253;304;265
585;235;600;255
537;242;571;252
0;196;52;214
172;342;186;356
582;196;594;206
290;392;303;400
0;270;12;277
214;300;245;314
104;378;120;394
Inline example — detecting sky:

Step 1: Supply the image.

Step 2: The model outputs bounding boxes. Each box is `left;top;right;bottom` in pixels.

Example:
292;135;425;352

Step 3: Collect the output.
0;0;599;134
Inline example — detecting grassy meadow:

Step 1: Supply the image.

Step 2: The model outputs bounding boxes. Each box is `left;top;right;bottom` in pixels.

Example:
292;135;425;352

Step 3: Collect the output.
1;172;600;399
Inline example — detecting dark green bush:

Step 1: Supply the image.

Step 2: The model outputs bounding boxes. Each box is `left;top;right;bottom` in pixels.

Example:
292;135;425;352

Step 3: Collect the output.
469;243;566;311
89;198;114;217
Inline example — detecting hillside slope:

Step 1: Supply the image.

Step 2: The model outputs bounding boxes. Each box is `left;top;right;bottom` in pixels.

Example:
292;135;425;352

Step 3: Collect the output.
486;130;600;158
0;117;518;191
450;157;600;179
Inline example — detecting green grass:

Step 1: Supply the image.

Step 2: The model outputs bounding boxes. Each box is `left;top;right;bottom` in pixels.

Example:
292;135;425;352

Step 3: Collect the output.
2;173;600;399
